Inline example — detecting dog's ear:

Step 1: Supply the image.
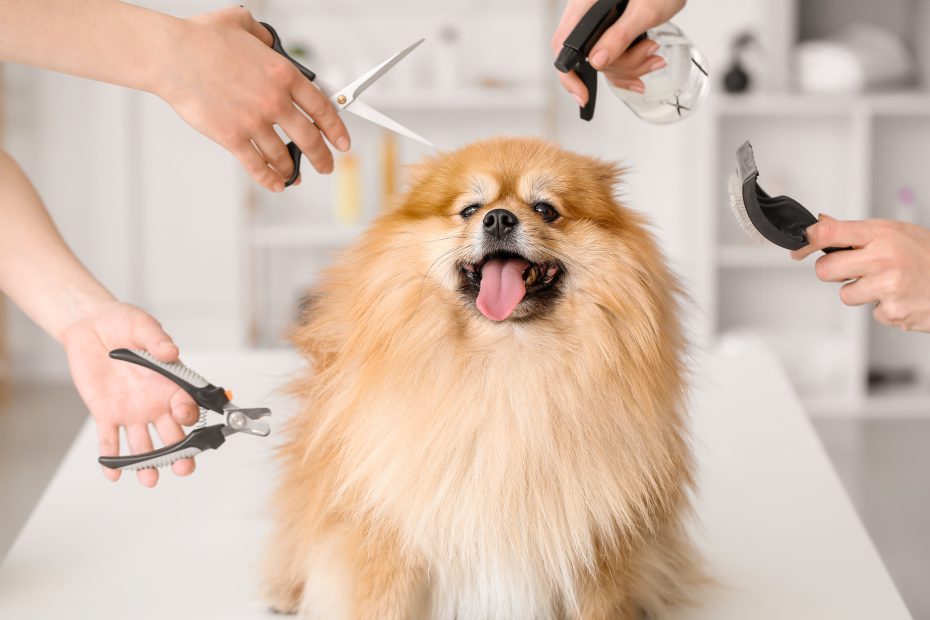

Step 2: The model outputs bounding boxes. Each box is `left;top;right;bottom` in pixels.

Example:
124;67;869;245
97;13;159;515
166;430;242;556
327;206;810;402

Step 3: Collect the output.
382;158;438;213
401;160;432;188
593;159;626;193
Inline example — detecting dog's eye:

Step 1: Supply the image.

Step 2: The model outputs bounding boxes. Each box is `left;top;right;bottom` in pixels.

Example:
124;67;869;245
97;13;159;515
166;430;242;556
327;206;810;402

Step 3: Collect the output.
459;204;481;219
533;202;560;222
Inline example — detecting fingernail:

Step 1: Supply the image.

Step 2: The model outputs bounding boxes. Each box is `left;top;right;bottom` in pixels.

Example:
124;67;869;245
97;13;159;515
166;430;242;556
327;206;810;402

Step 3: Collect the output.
336;137;350;152
648;41;660;54
572;93;585;107
650;58;667;72
629;84;645;94
159;340;176;350
274;182;285;192
590;49;608;70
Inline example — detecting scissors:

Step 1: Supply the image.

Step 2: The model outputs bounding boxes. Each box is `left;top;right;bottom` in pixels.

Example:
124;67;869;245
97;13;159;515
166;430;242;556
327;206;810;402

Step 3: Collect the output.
261;23;432;187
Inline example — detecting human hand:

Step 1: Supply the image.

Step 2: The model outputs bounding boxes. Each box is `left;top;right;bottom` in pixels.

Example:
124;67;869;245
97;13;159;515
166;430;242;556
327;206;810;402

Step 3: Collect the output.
156;7;350;192
792;215;930;332
60;301;201;486
551;0;685;104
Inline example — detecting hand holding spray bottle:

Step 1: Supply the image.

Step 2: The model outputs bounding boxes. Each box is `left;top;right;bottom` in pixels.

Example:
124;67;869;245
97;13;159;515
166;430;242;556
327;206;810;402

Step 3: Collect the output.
554;0;709;124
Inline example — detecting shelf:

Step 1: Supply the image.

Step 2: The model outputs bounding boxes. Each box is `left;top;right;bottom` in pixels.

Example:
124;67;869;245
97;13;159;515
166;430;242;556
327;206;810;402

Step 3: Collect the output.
868;93;930;117
715;92;930;118
805;394;863;417
364;87;550;111
717;245;806;269
864;385;930;417
715;93;860;117
250;225;365;248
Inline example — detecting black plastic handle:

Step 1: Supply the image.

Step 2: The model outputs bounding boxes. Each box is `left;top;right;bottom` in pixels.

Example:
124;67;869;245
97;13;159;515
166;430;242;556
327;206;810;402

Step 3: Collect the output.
553;0;646;121
261;22;314;187
98;425;227;470
109;349;229;413
284;142;302;187
577;62;598;121
261;22;316;83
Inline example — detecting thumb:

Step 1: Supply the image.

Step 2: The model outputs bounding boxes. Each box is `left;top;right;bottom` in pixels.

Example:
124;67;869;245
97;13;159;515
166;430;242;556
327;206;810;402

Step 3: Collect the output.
170;388;200;427
791;213;838;260
805;214;874;253
129;310;179;363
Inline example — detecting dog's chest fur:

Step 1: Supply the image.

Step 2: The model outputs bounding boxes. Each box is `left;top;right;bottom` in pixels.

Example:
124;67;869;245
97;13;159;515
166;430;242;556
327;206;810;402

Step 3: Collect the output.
330;328;660;618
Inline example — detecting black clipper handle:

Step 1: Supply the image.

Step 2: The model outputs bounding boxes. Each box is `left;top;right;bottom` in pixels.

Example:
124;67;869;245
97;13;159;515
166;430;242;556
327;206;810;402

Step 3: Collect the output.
109;349;229;413
553;0;646;121
98;425;227;470
261;22;316;188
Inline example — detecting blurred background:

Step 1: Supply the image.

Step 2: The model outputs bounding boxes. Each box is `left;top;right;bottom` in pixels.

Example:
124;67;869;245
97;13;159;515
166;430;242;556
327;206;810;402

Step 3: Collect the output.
1;0;929;616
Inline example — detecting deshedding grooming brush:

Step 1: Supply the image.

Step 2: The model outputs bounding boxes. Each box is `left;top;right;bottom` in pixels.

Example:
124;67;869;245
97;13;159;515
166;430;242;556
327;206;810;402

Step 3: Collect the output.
727;141;846;253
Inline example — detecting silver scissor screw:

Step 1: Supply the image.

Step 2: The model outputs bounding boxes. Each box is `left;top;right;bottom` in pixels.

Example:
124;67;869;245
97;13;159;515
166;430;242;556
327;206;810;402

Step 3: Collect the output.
228;411;247;430
336;95;347;105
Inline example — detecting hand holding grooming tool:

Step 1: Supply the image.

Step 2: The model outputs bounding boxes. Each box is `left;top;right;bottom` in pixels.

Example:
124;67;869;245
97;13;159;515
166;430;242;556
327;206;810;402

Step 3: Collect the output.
726;141;849;253
554;0;645;120
261;23;432;187
98;349;271;471
554;2;709;123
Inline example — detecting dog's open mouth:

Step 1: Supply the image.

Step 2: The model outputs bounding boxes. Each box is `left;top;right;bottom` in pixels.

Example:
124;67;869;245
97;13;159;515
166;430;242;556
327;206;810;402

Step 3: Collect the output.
460;252;564;321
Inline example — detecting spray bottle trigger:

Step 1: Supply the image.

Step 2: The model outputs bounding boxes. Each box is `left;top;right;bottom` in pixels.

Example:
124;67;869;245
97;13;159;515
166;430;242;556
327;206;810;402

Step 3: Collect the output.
577;62;598;121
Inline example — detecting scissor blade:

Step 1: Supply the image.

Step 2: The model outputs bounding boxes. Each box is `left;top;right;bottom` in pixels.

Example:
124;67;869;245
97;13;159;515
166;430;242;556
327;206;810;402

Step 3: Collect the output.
341;39;425;102
345;99;433;146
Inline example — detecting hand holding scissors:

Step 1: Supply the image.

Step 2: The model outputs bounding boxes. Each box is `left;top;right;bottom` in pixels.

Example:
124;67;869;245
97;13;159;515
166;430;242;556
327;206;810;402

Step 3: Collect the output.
261;22;432;187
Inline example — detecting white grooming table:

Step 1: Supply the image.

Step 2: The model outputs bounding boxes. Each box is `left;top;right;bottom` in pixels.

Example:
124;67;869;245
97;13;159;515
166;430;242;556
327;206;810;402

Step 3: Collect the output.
0;336;911;619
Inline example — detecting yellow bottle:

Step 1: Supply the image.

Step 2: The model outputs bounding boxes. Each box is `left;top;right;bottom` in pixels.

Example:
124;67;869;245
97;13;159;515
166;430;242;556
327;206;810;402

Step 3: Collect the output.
380;130;397;207
334;153;361;225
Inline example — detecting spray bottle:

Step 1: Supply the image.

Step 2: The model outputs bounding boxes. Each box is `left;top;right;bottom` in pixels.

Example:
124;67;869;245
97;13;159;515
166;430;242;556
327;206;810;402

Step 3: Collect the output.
554;0;709;124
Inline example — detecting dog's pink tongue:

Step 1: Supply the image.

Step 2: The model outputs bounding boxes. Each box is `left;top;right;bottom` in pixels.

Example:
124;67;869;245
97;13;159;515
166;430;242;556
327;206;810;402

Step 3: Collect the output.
476;258;530;321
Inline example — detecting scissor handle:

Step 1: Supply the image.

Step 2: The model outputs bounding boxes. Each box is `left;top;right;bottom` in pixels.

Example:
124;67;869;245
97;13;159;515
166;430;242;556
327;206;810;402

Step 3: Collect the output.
261;22;315;188
109;349;229;413
261;22;316;83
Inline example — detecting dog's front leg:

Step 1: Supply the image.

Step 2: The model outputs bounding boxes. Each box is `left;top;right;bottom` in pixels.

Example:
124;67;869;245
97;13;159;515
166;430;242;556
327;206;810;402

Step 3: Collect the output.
298;524;428;620
574;540;640;620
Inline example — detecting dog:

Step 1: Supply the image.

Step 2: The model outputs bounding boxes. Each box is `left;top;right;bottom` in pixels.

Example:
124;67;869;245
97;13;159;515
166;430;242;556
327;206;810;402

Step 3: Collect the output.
264;137;703;619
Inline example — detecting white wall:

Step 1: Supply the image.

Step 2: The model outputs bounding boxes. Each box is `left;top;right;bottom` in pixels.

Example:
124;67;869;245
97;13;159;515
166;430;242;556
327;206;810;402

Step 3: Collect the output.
3;0;772;379
3;63;244;380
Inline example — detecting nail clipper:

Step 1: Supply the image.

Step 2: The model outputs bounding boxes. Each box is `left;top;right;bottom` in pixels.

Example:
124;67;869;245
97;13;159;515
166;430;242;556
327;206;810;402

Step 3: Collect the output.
97;349;271;471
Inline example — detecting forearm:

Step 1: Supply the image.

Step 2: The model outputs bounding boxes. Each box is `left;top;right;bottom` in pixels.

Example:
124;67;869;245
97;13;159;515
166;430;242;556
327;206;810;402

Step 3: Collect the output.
0;150;114;341
0;0;181;95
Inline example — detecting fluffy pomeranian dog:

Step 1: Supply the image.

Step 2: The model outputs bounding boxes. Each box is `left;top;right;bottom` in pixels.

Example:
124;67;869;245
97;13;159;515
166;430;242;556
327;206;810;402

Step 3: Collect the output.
265;137;702;619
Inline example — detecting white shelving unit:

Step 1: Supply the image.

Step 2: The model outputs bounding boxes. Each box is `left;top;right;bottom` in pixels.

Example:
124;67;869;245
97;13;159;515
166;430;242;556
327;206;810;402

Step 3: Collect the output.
250;224;365;249
706;0;930;417
366;87;550;111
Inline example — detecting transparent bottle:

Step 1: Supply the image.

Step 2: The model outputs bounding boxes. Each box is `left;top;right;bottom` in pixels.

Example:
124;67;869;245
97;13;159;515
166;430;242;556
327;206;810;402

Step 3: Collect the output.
610;22;709;124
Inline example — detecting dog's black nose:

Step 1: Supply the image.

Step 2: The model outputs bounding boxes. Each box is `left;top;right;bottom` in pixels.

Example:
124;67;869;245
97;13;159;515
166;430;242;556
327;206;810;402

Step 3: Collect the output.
482;209;518;240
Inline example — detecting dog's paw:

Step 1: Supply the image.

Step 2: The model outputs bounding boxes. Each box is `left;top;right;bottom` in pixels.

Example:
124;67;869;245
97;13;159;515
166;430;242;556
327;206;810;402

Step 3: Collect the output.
268;603;299;616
